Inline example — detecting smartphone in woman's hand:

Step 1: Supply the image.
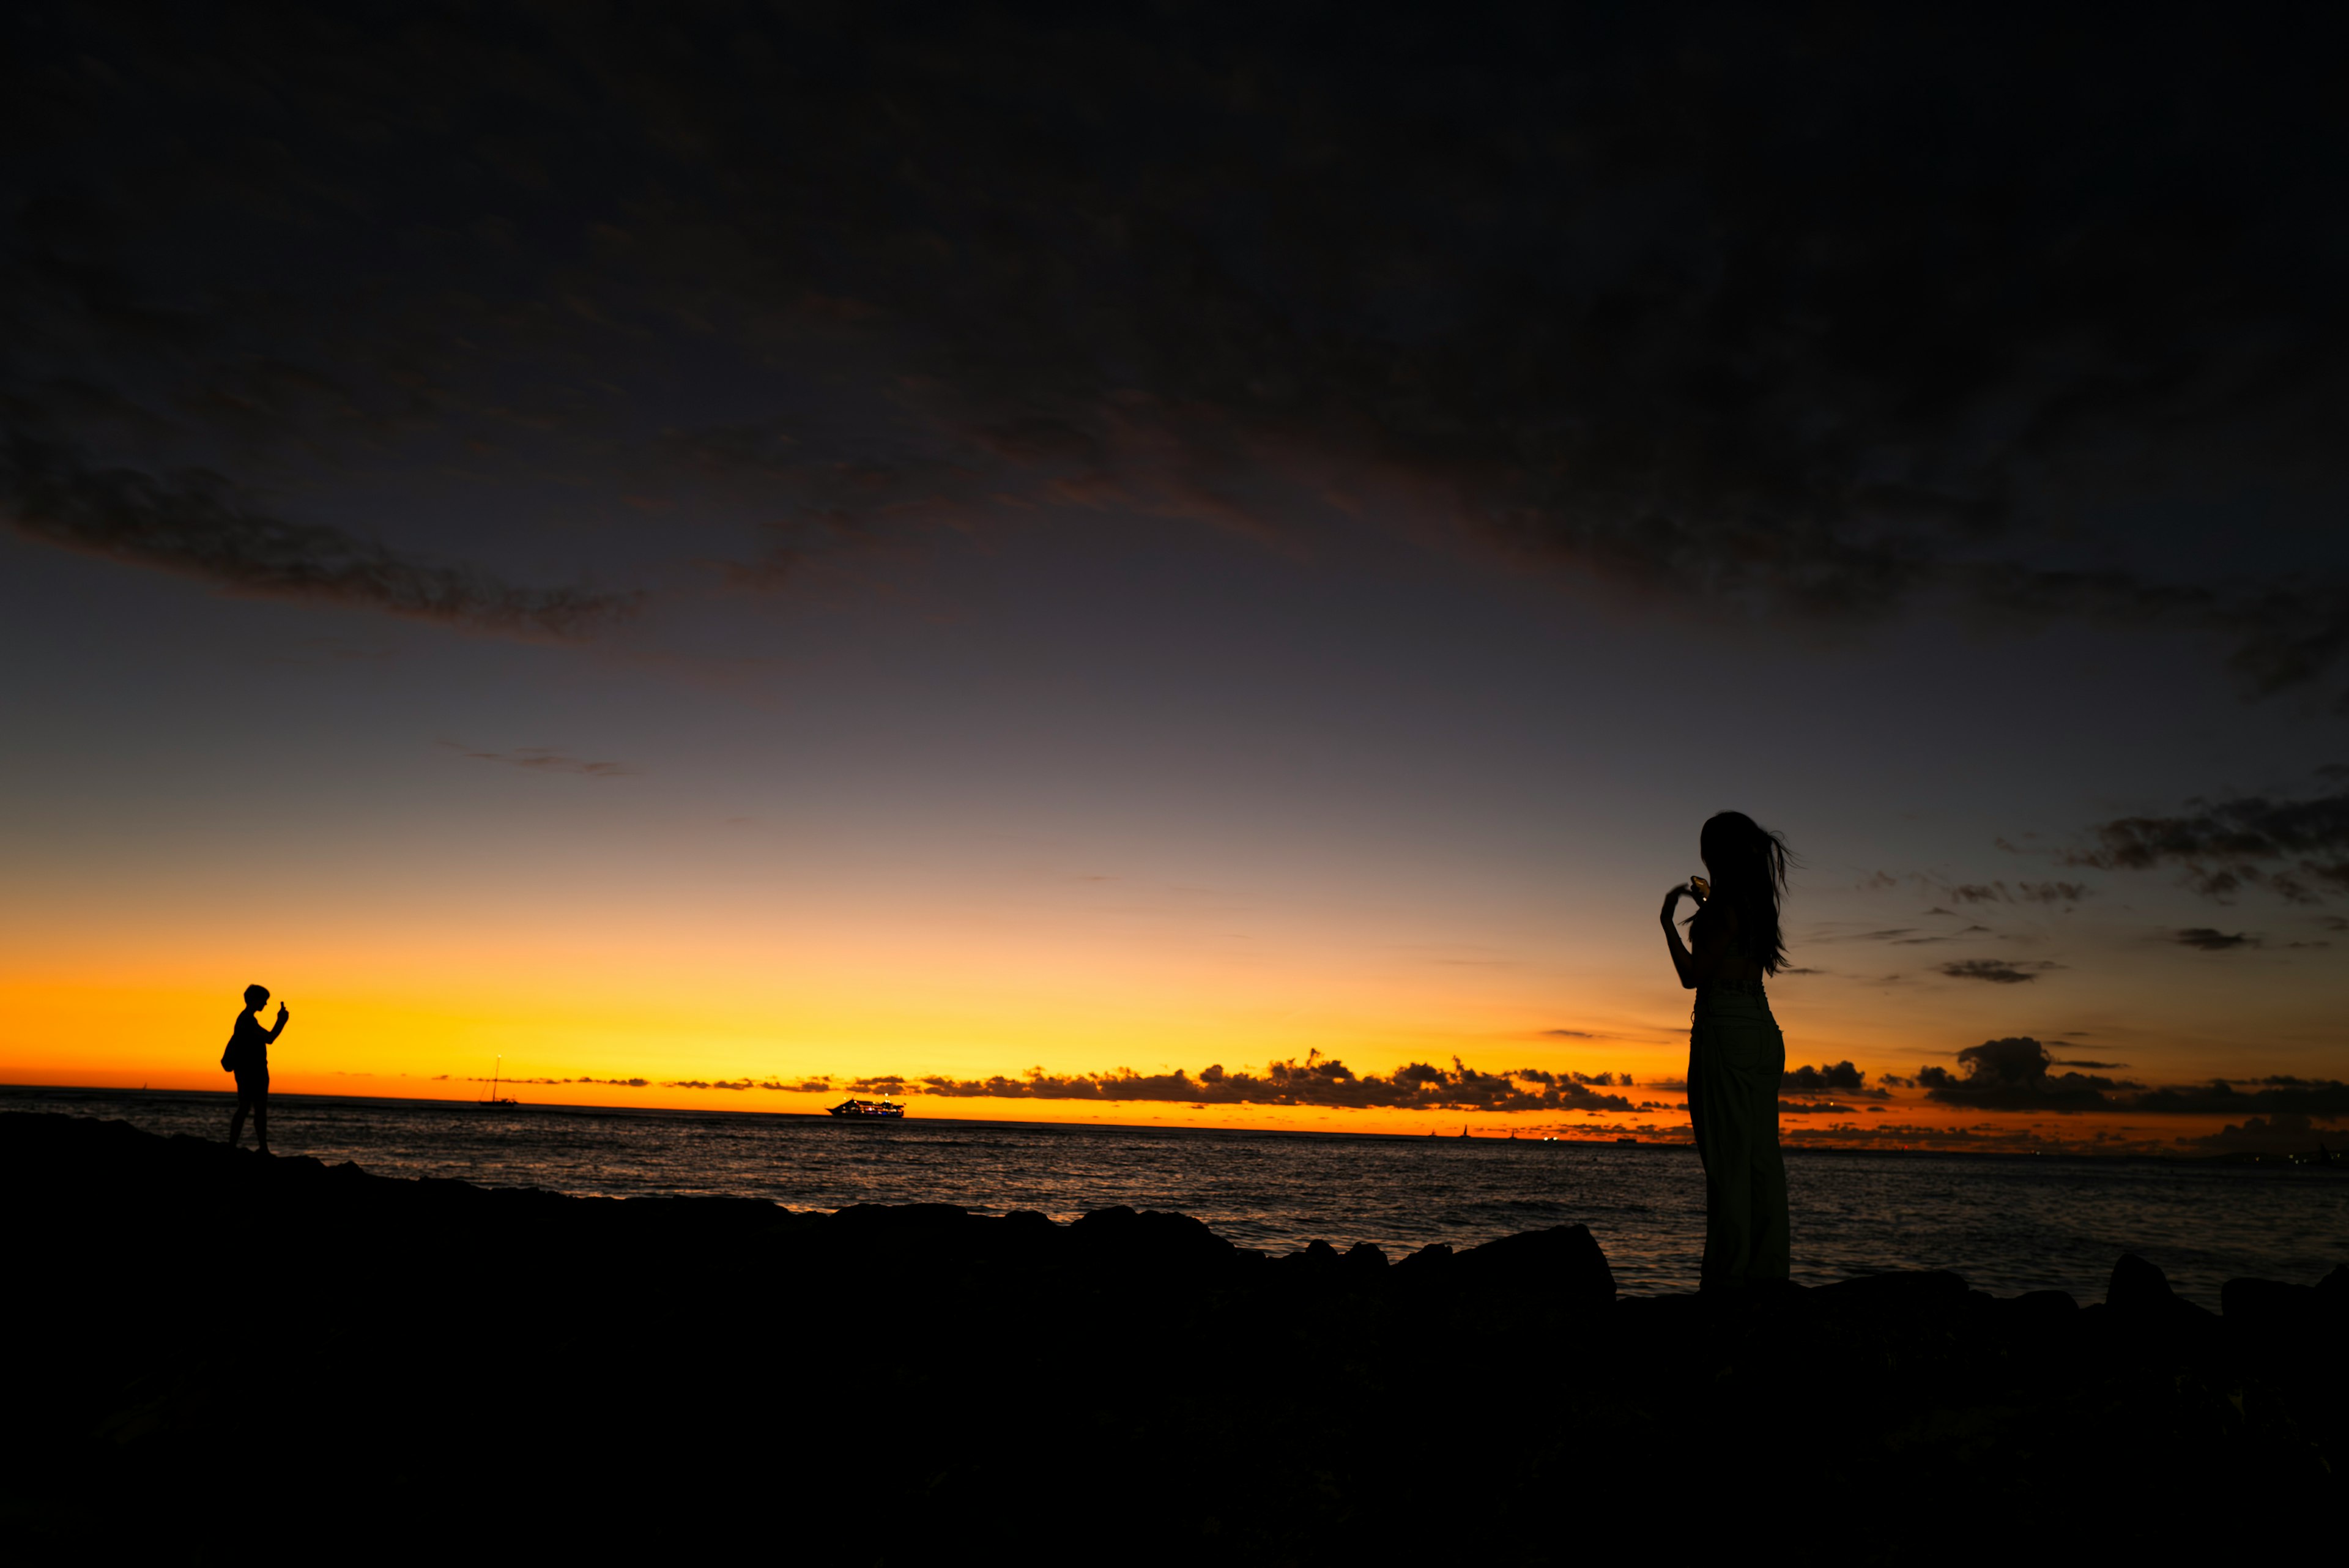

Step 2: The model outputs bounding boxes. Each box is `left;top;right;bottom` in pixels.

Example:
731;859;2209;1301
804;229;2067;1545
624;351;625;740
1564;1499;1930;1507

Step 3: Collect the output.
1690;876;1710;902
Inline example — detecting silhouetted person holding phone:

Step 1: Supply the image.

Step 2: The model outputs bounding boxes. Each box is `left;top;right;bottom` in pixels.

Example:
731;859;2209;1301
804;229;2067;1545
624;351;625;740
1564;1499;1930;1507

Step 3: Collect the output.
221;984;289;1154
1660;813;1792;1292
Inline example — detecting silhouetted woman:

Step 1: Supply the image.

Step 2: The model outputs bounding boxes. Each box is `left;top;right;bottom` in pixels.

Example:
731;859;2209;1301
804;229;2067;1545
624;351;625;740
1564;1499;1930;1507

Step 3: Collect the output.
1660;813;1792;1291
222;983;289;1154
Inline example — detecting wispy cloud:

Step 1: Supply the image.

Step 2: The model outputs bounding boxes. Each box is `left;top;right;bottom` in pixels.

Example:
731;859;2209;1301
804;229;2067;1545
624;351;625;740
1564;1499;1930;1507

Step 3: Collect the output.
3;434;640;640
2061;784;2349;904
2173;927;2258;951
1937;959;2060;984
465;1074;650;1088
443;742;632;779
1944;880;2091;905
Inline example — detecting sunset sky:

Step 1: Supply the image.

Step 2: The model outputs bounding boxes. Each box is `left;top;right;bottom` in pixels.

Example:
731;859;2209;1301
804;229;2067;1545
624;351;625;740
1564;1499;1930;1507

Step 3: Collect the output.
5;4;2345;1154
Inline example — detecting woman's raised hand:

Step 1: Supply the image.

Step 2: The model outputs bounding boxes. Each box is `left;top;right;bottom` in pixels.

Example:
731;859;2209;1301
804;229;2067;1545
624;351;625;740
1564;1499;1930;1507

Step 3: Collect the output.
1661;884;1691;923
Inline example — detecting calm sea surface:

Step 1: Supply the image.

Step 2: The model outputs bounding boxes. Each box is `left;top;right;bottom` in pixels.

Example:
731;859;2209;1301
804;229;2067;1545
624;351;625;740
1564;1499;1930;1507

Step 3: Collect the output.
9;1085;2343;1307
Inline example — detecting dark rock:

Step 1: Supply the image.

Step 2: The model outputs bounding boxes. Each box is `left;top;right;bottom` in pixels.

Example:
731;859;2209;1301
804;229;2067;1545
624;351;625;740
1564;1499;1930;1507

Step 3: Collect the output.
990;1207;1061;1258
1614;1293;1706;1337
2006;1288;2080;1325
1067;1205;1236;1269
1341;1241;1388;1272
1816;1270;1970;1312
1275;1238;1341;1273
2217;1279;2330;1373
829;1200;972;1232
1393;1241;1453;1274
2106;1252;2214;1318
2105;1253;2217;1349
2107;1252;2174;1312
1450;1224;1614;1310
2317;1263;2349;1311
1;1107;2334;1561
2222;1277;2320;1337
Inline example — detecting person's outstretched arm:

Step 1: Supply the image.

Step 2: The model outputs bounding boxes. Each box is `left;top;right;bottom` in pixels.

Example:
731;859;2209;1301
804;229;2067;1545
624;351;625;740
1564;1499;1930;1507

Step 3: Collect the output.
267;1002;290;1042
1660;888;1732;990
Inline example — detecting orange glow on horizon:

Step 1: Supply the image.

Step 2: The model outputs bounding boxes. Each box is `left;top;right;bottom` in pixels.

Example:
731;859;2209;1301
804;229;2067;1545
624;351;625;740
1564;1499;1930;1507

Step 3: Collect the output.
0;1052;2261;1157
6;856;2334;1160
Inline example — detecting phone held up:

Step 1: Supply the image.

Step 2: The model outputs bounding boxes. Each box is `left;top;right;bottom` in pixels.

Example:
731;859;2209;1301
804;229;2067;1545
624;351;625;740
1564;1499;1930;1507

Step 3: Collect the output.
1688;876;1710;902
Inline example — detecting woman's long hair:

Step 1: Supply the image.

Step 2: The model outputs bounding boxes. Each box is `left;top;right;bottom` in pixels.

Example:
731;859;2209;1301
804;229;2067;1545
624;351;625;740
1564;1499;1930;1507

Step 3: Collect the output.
1699;812;1795;976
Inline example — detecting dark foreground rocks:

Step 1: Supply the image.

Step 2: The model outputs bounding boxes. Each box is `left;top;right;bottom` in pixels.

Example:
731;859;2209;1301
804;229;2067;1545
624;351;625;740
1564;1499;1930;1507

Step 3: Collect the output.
2;1113;2340;1564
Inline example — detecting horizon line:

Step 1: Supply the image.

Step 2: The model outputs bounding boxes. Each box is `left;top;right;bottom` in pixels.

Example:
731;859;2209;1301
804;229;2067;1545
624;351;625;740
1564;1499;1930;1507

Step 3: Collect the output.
1;1082;2310;1165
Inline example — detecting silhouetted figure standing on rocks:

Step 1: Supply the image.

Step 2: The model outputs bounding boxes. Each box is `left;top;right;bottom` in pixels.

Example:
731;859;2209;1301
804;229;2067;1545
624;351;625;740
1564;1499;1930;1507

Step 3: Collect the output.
221;984;289;1154
1661;813;1792;1291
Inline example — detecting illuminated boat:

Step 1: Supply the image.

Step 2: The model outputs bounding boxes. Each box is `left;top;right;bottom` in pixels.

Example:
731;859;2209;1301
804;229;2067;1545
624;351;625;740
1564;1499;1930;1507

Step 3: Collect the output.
827;1098;906;1120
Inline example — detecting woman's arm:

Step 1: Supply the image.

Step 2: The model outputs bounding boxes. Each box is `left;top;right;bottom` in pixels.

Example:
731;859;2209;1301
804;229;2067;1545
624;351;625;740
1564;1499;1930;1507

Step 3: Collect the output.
1660;886;1697;987
1660;888;1733;990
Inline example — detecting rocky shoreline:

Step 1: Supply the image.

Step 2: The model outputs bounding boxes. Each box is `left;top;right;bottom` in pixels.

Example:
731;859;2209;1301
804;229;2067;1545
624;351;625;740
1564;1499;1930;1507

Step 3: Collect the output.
3;1110;2340;1562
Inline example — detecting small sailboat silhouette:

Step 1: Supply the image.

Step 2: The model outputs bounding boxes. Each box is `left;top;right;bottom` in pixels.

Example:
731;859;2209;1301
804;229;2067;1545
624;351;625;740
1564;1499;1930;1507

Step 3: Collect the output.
478;1055;519;1108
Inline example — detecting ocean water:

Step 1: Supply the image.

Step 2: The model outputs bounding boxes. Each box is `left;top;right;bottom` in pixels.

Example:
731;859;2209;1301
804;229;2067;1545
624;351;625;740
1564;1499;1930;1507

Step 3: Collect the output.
7;1085;2343;1307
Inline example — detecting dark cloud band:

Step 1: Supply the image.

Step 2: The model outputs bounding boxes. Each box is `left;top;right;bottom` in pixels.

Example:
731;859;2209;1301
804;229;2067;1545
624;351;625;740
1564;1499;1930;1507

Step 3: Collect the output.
2;434;638;639
7;6;2348;686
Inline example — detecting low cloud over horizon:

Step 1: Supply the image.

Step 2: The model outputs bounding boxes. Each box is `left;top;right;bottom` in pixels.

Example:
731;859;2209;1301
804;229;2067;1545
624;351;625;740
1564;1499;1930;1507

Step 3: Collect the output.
1782;1061;1890;1101
838;1056;1640;1114
1909;1036;2349;1120
461;1044;2349;1135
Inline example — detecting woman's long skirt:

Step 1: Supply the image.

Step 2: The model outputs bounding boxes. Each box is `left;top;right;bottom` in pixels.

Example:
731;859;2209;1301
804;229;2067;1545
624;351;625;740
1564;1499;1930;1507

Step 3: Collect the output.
1686;987;1791;1290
